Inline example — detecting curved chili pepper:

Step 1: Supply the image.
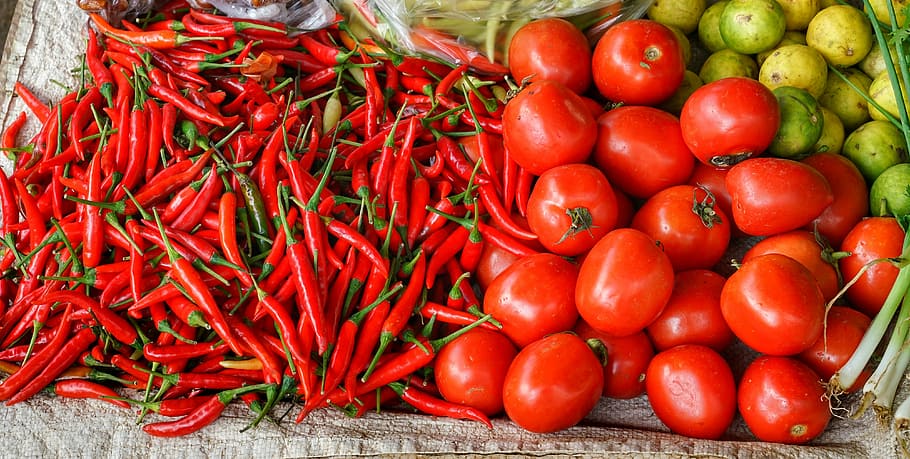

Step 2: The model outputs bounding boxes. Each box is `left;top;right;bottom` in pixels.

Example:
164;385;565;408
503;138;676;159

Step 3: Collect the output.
142;384;270;437
41;289;138;347
0;305;73;401
51;379;131;409
341;298;390;402
13;82;50;121
477;183;537;240
6;326;97;406
389;381;492;428
148;84;237;128
90;13;213;50
424;224;469;289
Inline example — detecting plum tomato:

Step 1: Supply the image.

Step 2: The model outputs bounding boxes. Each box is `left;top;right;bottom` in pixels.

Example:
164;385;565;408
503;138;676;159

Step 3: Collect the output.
839;217;906;317
631;184;731;270
725;157;833;236
475;242;522;291
502;332;605;433
738;355;832;444
434;328;518;416
508;18;592;95
575;319;654;399
576;228;675;337
645;344;737;440
742;230;840;302
798;306;872;393
593;105;695;199
720;253;826;356
680;77;780;167
526;163;618;256
646;269;734;352
482;252;579;347
801;152;869;247
592;19;686;106
502;79;596;176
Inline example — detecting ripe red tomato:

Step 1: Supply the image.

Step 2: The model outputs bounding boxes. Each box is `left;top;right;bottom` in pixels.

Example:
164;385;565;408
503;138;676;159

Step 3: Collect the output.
645;344;737;440
482;252;579;347
680;77;780;167
508;18;592;94
798;306;871;393
527;163;618;256
576;228;675;337
738;355;832;444
593;105;695;199
592;19;685;106
840;217;905;317
631;185;731;270
475;242;522;291
502;80;596;176
720;253;826;356
801;153;869;247
575;319;654;399
434;328;518;416
725;157;834;236
502;332;605;433
742;230;840;302
687;162;741;236
646;269;734;352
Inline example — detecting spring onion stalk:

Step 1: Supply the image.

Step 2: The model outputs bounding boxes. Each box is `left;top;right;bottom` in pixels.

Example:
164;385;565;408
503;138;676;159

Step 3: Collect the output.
857;291;910;421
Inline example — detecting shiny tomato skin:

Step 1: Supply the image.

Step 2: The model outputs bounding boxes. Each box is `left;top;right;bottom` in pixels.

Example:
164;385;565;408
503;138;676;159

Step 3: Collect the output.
645;344;737;440
576;228;675;337
742;230;840;302
798;306;871;393
680;77;780;167
527;163;618;256
646;269;734;352
575;319;654;399
434;328;518;416
725;157;834;236
593;105;695;199
502;332;605;433
631;185;731;270
840;217;905;317
502;80;596;176
592;19;685;106
801;153;869;247
508;18;592;95
738;356;831;444
721;253;826;356
483;253;579;348
475;242;522;291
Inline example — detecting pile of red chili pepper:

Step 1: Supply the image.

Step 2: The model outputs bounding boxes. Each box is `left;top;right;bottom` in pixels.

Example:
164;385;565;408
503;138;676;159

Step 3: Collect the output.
0;1;537;437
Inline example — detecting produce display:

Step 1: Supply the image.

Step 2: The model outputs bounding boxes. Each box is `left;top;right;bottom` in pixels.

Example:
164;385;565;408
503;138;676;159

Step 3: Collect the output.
1;0;909;456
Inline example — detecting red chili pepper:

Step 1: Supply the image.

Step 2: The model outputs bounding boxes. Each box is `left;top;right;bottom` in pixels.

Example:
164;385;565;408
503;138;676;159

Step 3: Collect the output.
90;13;211;50
389;381;492;428
171;167;223;232
148;84;238;128
13;82;50;121
255;289;310;382
82;154;105;269
143;341;229;363
141;383;272;437
6;326;98;406
341;298;390;402
0;305;73;401
41;289;138;346
477;183;537;240
51;379;130;409
68;86;104;161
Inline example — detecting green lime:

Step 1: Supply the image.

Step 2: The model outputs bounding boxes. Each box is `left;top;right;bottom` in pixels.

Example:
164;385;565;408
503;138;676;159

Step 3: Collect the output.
870;163;910;217
768;86;825;159
659;70;704;115
806;5;873;67
698;48;759;83
758;44;828;98
719;0;787;54
841;120;909;182
698;1;729;53
818;67;872;131
813;106;846;154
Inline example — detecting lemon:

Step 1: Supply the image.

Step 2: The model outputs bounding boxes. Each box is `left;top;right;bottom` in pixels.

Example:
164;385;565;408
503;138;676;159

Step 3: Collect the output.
806;5;873;67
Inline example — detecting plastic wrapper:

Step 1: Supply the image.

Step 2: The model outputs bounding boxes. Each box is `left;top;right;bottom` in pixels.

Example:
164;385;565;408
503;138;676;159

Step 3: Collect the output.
335;0;655;74
75;0;336;32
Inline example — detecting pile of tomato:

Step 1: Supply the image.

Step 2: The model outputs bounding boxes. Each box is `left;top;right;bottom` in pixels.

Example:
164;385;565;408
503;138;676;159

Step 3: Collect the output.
459;15;904;444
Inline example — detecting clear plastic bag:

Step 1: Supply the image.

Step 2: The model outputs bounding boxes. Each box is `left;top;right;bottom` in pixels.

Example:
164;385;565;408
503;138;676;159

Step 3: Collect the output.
335;0;655;73
75;0;164;22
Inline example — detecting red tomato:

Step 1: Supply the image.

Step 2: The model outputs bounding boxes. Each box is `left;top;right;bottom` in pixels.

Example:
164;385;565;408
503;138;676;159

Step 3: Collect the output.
576;228;675;337
725;157;833;236
687;162;741;236
502;80;596;175
575;319;654;399
742;230;840;302
502;332;605;433
646;269;734;352
798;306;871;393
840;217;905;317
434;328;518;416
738;356;832;444
475;242;522;291
631;185;731;270
680;77;780;167
508;18;592;94
720;253;825;356
645;344;737;440
801;153;869;247
593;105;695;199
527;164;618;256
482;253;579;347
591;19;685;106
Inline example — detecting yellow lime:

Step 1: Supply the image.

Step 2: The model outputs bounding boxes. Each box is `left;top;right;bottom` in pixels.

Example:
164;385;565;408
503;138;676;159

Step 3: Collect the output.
648;0;708;35
806;5;874;67
757;31;807;66
813;106;846;154
818;67;873;131
868;69;909;121
841;119;908;181
776;0;821;31
865;0;910;27
660;70;704;115
870;163;910;217
719;0;787;54
758;44;828;98
859;40;900;79
699;48;759;83
698;1;729;53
